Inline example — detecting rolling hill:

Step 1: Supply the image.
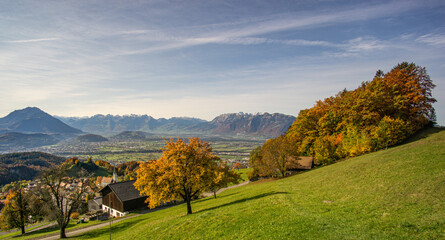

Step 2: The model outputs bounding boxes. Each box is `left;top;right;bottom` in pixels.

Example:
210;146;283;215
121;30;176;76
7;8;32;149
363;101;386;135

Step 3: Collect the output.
0;152;66;185
111;131;159;141
76;127;445;239
75;134;109;143
0;132;59;151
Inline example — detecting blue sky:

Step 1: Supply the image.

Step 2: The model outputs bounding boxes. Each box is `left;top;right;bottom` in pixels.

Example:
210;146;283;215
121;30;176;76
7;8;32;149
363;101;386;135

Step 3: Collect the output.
0;0;444;124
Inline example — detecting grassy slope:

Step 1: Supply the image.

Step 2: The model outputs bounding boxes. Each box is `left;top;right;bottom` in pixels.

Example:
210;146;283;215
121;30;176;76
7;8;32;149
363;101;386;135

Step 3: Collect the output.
74;128;444;239
0;220;105;240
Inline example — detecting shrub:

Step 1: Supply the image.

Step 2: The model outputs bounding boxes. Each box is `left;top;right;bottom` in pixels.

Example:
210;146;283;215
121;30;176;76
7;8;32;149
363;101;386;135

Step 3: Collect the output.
247;168;259;181
70;212;80;219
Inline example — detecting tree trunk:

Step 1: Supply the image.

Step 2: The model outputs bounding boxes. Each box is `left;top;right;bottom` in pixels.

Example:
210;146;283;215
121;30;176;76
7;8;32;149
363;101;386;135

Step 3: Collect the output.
280;166;286;177
186;196;192;215
60;225;67;238
213;191;217;199
19;190;25;235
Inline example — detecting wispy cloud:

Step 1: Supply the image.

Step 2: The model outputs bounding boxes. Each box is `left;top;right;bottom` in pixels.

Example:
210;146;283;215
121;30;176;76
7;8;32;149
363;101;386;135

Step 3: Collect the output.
5;38;59;43
344;37;387;53
107;1;423;56
115;30;150;35
217;37;336;47
416;33;445;46
0;0;444;123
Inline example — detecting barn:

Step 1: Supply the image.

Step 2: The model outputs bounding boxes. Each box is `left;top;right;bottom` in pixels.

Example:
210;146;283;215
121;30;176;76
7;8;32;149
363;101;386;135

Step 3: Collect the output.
99;180;147;217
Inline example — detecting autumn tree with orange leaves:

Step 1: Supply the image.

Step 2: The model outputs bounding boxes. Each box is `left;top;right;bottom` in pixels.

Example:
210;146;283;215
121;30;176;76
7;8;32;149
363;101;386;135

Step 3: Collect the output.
252;62;436;175
0;182;31;235
135;138;221;214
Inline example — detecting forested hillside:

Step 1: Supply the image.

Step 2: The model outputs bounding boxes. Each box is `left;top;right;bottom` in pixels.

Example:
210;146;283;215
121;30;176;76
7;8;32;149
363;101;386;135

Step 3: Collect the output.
250;62;436;177
0;152;66;185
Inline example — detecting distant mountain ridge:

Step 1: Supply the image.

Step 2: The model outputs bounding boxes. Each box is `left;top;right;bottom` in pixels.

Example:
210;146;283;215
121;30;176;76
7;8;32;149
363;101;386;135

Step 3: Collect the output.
200;112;295;137
0;107;82;134
0;107;295;152
59;112;296;138
58;114;206;135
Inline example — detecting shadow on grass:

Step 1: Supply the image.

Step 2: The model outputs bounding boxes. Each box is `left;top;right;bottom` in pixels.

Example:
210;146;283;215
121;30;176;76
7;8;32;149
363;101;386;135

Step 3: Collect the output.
11;224;60;238
75;220;139;239
402;127;445;144
197;191;289;214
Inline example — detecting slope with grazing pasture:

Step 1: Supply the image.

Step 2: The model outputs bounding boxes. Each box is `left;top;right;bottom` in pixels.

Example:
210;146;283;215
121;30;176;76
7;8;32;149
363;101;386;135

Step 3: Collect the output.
76;128;444;240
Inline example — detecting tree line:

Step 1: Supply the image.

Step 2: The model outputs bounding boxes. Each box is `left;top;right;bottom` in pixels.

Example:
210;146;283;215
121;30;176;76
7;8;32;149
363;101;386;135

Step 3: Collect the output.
249;62;436;178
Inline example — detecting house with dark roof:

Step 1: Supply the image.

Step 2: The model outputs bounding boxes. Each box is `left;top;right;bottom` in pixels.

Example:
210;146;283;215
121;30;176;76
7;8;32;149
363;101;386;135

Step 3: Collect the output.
88;197;103;212
286;156;314;172
99;180;147;217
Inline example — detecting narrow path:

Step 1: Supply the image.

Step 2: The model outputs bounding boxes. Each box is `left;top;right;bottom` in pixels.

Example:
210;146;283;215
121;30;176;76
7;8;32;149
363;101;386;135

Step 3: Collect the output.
0;221;55;236
202;180;250;197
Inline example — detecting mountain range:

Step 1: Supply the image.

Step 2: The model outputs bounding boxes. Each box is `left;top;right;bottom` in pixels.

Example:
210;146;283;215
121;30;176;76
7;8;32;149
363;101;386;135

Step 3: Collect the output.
58;114;206;135
0;107;295;152
59;112;295;138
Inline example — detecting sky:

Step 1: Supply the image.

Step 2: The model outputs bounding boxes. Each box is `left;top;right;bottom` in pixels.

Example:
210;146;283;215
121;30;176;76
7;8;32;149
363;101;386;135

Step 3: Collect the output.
0;0;444;124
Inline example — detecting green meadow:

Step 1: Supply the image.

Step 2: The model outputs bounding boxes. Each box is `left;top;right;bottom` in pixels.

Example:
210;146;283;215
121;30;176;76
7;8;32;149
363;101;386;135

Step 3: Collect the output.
71;127;445;239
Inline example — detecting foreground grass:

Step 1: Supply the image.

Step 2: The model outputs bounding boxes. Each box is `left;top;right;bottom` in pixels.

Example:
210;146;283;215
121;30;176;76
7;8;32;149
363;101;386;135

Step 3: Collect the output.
76;128;445;239
0;219;114;240
41;128;445;239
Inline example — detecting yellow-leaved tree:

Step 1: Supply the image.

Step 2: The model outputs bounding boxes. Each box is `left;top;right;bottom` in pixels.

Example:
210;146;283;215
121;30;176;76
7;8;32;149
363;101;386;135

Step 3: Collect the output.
134;138;220;214
207;164;241;198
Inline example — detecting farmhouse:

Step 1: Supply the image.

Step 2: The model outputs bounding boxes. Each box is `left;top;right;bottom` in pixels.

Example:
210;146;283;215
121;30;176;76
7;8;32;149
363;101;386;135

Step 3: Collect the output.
287;156;314;172
295;156;314;170
99;180;147;217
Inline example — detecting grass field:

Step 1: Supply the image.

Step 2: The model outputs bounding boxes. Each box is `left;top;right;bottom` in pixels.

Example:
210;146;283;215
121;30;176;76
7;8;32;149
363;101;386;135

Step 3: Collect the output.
234;168;250;182
65;127;445;239
0;219;106;240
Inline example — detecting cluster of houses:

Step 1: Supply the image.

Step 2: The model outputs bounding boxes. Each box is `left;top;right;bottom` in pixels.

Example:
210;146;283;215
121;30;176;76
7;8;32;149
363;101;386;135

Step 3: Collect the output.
0;169;148;219
0;177;97;211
